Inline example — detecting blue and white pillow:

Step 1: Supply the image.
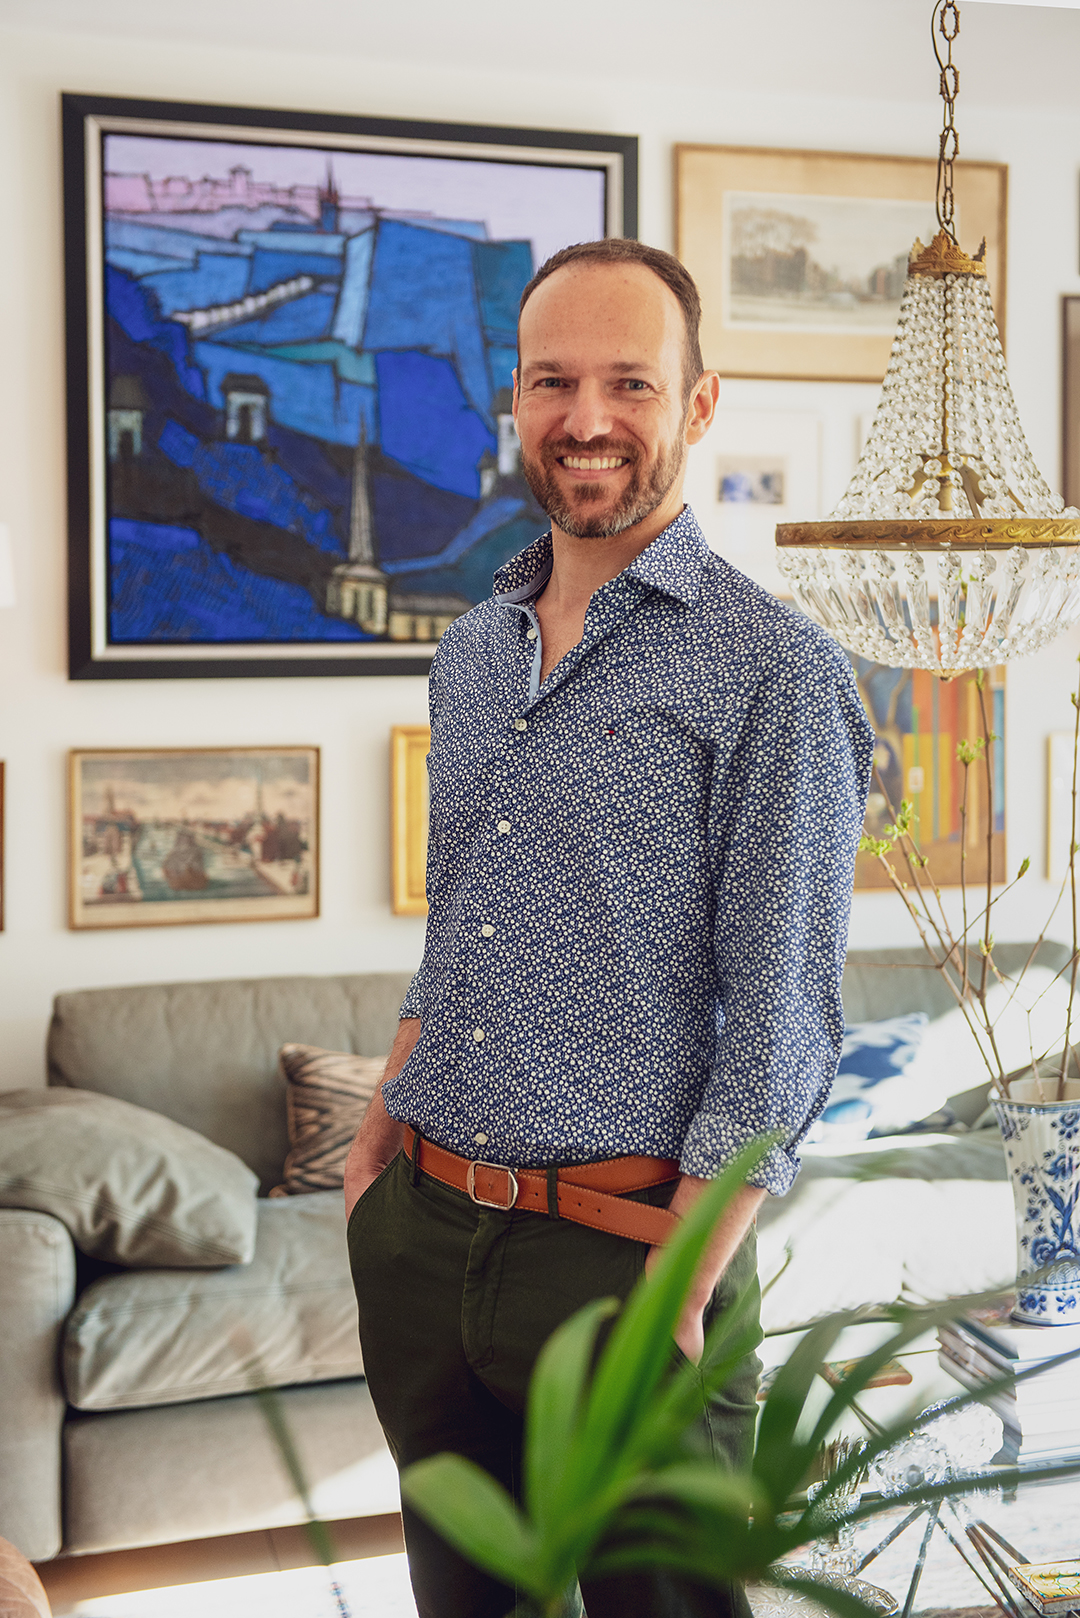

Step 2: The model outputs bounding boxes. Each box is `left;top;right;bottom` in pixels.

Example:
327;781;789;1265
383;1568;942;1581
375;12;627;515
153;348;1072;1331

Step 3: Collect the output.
807;1013;931;1144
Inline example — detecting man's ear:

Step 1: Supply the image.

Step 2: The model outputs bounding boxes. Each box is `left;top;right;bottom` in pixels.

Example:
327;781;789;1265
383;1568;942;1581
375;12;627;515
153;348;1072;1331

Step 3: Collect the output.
685;371;720;446
512;368;520;423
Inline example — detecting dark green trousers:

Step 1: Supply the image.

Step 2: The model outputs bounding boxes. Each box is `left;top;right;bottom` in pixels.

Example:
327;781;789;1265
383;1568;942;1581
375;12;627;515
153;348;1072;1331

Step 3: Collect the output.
348;1148;762;1618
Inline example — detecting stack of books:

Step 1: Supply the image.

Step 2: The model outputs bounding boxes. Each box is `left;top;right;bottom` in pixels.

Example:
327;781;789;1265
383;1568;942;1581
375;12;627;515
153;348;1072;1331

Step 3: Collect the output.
1008;1561;1080;1615
938;1304;1080;1465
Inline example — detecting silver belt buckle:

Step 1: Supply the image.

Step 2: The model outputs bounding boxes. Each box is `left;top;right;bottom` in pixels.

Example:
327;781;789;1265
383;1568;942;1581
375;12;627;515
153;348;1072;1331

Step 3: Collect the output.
466;1159;519;1210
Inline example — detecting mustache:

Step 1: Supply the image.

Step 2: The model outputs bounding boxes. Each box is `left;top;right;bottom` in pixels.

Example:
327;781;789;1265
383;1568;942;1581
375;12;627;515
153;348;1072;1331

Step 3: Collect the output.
541;438;639;463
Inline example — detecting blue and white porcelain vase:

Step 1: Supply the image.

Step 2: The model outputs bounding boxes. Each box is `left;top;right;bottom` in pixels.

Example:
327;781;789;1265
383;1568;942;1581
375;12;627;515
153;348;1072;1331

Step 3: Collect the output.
994;1081;1080;1324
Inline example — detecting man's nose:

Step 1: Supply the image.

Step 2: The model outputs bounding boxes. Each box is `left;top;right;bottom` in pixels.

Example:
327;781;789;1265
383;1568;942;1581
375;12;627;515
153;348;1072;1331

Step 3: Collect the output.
561;382;613;443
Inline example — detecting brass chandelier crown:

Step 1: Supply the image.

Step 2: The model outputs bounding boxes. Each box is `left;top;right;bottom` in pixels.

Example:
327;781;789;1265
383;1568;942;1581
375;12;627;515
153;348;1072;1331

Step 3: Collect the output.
775;1;1080;673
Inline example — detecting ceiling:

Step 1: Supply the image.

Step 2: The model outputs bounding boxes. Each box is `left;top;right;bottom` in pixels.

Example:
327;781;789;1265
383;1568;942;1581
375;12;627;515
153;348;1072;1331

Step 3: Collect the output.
1;0;1078;111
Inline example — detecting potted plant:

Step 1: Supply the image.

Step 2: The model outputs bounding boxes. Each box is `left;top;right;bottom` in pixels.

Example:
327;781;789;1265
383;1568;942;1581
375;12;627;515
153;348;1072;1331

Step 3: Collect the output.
400;1141;1080;1618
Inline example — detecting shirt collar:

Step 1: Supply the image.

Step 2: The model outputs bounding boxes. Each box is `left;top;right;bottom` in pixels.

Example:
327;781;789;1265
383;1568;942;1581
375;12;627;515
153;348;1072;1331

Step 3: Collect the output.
492;505;707;608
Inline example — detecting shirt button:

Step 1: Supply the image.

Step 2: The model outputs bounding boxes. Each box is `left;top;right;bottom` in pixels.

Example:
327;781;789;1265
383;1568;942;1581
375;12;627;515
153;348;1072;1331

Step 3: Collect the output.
473;1027;485;1042
497;819;511;834
513;717;527;731
474;1131;489;1146
526;626;538;640
481;924;495;938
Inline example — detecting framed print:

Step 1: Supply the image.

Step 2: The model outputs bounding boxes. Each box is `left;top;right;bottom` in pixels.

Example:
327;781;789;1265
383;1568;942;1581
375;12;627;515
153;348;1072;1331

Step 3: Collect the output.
1063;297;1080;512
851;660;1005;890
683;407;822;596
390;726;430;916
63;93;637;679
1047;731;1075;884
69;746;319;928
675;145;1006;382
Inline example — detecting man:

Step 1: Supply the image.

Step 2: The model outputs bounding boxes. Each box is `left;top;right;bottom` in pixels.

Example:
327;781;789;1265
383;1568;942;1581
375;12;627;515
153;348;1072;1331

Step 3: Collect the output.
345;239;874;1618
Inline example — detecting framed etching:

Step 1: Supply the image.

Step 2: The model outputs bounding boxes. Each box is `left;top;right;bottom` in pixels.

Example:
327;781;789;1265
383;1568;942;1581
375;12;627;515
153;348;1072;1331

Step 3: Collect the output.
1063;297;1080;512
63;93;637;679
851;660;1005;891
390;726;430;916
675;145;1007;382
69;747;319;928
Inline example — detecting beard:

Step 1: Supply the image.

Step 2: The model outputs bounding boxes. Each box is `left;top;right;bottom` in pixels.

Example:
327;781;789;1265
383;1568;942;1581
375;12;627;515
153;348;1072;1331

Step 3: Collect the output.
520;434;685;539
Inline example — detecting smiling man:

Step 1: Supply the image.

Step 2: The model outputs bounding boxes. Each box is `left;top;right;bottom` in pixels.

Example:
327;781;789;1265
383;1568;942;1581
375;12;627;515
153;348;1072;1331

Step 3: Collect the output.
345;239;874;1618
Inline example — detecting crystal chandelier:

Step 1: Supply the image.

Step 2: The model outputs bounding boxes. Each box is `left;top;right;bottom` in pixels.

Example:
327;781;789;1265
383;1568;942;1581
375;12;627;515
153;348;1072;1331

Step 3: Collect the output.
775;0;1080;673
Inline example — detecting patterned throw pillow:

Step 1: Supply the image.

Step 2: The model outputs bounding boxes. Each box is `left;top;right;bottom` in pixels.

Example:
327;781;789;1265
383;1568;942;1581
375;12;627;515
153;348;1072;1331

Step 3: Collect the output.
271;1043;387;1197
806;1013;931;1145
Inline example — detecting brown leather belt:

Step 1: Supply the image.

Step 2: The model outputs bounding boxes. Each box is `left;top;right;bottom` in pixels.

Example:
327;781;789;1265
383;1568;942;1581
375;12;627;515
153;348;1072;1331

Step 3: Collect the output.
403;1125;680;1246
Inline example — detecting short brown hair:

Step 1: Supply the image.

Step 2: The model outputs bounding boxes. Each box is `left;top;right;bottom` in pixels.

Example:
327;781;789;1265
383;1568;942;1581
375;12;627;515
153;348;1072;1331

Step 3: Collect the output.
518;239;704;402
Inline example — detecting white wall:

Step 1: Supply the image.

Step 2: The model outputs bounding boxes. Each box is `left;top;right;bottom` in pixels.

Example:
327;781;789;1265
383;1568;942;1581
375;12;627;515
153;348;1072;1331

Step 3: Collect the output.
3;1;1080;1087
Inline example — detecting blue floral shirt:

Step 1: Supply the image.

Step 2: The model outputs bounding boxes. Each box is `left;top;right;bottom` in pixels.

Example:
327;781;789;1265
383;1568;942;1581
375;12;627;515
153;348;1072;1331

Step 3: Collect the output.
384;507;874;1195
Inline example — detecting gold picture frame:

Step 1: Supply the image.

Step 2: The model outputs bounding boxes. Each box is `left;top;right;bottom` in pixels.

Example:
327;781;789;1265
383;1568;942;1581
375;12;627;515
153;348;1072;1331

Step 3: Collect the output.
69;746;319;929
675;144;1007;382
391;726;431;916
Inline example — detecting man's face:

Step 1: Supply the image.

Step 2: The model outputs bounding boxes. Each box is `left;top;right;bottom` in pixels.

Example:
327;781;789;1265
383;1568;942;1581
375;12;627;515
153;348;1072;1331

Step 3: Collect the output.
513;263;695;541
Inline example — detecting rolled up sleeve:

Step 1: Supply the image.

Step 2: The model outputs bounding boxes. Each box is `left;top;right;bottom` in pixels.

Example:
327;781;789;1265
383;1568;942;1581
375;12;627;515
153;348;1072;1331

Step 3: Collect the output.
678;641;874;1193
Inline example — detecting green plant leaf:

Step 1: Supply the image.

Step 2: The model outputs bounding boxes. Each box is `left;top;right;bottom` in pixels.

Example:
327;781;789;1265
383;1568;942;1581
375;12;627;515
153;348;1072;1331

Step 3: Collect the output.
400;1454;545;1596
523;1295;619;1529
752;1311;857;1504
579;1136;776;1482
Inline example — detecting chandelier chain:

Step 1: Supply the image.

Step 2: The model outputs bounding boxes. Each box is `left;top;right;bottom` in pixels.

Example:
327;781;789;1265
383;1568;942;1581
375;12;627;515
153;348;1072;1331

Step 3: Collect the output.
933;0;961;240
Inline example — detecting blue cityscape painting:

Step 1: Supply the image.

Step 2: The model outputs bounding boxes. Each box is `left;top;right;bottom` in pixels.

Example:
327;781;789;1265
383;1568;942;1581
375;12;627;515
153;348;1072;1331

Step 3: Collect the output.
65;98;634;675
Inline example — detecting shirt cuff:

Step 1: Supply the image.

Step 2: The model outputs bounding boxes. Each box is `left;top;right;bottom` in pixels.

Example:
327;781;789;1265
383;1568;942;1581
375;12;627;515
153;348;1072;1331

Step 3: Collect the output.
678;1110;799;1197
399;968;424;1021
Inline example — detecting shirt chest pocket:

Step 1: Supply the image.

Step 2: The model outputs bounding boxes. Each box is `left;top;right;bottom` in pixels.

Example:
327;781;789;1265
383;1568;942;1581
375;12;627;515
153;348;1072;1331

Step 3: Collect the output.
595;707;711;838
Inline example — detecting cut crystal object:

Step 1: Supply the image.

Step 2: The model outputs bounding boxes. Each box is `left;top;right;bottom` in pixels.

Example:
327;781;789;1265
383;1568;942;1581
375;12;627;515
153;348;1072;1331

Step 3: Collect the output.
776;235;1080;672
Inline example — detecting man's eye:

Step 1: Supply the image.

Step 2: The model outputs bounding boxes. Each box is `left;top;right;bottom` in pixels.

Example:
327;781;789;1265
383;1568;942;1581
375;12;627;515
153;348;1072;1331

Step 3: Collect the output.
623;379;648;391
536;377;564;388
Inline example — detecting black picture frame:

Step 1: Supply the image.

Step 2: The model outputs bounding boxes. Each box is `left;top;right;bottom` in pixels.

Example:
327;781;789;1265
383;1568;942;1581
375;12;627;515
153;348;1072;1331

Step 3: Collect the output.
63;92;637;679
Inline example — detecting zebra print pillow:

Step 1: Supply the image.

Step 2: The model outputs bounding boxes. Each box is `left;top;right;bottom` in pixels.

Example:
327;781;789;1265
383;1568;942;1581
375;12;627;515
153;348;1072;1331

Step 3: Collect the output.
271;1043;388;1197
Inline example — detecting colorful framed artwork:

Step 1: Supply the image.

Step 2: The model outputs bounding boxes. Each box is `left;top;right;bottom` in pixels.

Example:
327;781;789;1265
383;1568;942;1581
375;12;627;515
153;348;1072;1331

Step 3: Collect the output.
390;726;430;916
69;747;319;928
851;661;1005;890
62;94;637;679
1063;297;1080;512
675;145;1006;382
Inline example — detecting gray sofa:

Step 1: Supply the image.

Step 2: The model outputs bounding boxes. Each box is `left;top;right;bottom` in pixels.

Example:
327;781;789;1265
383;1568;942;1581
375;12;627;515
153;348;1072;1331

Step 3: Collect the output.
2;971;413;1564
0;951;1029;1566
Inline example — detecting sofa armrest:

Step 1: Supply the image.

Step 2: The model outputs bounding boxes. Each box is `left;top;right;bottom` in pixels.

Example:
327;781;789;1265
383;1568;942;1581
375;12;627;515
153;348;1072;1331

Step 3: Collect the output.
0;1209;76;1560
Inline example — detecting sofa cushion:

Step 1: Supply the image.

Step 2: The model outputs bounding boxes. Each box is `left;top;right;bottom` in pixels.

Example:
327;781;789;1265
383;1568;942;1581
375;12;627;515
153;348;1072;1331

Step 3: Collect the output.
271;1044;385;1197
47;972;416;1194
63;1193;362;1411
0;1089;257;1269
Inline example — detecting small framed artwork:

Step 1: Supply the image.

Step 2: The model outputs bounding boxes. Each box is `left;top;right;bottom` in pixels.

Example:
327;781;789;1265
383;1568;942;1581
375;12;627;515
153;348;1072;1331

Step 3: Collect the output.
1047;731;1076;884
69;746;319;928
675;145;1007;382
1063;297;1080;512
63;92;636;679
682;408;821;596
852;660;1005;890
390;726;430;916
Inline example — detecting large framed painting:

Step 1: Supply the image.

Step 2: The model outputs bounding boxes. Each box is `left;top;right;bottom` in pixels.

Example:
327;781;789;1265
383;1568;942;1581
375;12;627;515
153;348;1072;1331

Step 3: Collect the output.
69;746;319;928
675;145;1006;382
851;661;1005;891
63;94;637;679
